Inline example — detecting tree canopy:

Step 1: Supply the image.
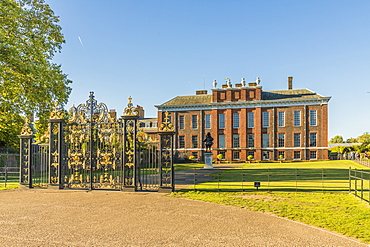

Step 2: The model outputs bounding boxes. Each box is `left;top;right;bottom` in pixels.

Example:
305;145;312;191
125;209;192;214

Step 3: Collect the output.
329;135;344;143
0;0;71;146
358;133;370;144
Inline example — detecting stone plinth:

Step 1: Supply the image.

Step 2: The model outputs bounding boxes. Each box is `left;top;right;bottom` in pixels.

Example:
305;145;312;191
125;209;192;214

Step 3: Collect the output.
203;152;214;169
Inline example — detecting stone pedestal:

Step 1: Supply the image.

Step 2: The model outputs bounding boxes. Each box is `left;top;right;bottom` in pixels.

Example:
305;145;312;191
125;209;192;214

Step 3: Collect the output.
203;152;214;169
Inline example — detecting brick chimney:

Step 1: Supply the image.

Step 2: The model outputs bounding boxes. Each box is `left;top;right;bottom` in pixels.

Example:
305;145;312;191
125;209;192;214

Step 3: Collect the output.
136;105;144;118
288;76;293;90
196;90;207;95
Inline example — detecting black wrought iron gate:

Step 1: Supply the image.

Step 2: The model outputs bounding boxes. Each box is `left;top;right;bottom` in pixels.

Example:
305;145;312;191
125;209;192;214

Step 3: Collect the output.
19;92;175;192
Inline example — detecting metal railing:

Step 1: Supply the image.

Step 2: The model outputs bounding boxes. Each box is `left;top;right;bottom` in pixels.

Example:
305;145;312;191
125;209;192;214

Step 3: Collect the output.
0;153;20;188
349;168;370;203
353;159;370;168
175;168;350;192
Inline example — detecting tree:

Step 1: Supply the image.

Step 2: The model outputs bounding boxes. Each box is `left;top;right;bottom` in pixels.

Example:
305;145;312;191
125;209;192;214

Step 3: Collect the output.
358;133;370;144
329;135;344;143
0;0;71;147
346;137;358;143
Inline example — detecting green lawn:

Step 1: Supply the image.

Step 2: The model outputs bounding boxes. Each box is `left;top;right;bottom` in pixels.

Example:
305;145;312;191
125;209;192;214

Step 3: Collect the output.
187;160;369;192
0;183;18;190
174;163;205;171
172;191;370;244
171;160;370;244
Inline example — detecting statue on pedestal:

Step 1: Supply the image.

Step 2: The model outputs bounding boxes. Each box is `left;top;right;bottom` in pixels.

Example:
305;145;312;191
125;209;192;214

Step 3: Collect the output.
203;132;214;152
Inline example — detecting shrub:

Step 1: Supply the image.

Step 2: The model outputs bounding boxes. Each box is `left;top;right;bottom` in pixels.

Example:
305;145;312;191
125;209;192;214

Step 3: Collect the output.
217;154;224;160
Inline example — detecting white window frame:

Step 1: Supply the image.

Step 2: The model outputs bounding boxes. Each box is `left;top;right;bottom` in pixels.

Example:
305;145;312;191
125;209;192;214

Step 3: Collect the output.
278;111;285;127
191;115;198;129
233;134;240;148
219;114;225;129
262;112;269;127
294;111;301;127
179;115;185;130
233;113;240;129
219;135;225;149
278;133;285;147
310;110;317;126
248;112;254;128
205;114;211;129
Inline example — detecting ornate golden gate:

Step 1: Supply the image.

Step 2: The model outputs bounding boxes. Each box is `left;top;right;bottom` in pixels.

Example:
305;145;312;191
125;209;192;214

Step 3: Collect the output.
19;92;175;192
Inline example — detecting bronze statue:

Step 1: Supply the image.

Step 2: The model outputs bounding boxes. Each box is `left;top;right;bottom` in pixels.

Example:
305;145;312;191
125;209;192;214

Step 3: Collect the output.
203;132;214;152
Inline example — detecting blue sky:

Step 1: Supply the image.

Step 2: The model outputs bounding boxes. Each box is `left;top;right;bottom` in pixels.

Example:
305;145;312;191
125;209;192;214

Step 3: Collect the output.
46;0;370;140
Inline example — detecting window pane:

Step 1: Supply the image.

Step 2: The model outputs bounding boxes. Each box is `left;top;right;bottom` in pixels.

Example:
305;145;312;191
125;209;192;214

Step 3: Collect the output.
310;133;317;147
218;151;225;160
294;151;301;160
310;151;317;159
278;111;285;127
248;134;254;148
179;115;185;130
219;135;225;148
192;115;198;129
192;135;198;148
219;114;225;129
233;151;240;160
310;110;317;126
278;133;285;147
294;133;301;147
205;114;211;129
179;136;185;148
191;152;198;159
262;112;269;127
233;113;240;128
263;134;269;148
294;111;301;127
233;134;240;148
248;112;254;128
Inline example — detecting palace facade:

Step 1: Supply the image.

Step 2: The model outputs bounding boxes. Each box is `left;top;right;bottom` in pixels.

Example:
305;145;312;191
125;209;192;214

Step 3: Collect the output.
155;77;331;162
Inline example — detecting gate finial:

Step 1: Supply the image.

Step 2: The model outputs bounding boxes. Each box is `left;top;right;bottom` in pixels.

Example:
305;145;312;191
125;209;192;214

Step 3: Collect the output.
50;102;64;120
20;117;33;136
159;111;174;132
123;96;139;116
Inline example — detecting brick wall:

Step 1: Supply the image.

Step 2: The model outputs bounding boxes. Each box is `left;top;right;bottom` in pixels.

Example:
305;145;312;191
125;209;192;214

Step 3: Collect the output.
157;87;329;162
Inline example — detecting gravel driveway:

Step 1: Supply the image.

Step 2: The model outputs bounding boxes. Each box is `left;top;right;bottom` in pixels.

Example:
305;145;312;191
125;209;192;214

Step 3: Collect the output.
0;189;366;246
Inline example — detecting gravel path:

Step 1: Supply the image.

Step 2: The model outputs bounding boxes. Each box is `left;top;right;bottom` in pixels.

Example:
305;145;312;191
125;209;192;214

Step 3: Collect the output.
0;189;366;246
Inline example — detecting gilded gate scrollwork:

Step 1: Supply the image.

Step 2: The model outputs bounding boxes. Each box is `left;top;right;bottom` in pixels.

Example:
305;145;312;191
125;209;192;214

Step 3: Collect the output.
20;92;175;191
63;92;123;190
158;111;175;191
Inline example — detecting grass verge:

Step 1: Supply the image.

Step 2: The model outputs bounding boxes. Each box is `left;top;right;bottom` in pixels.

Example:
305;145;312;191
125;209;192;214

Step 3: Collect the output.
172;191;370;244
0;183;19;190
172;161;370;244
186;160;369;192
174;163;205;171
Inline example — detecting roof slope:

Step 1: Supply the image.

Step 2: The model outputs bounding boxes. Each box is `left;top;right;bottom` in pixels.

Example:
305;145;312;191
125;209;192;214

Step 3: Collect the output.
158;89;328;107
161;94;212;106
262;89;323;101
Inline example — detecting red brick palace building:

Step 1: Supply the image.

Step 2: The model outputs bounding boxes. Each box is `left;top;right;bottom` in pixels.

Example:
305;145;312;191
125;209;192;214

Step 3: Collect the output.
155;77;331;162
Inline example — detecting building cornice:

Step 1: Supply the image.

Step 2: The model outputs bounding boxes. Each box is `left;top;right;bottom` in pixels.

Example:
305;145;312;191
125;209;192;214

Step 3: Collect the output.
211;85;262;91
156;97;331;112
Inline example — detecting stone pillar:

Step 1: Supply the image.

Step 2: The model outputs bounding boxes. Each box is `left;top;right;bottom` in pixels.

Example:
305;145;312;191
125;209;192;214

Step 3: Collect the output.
203;152;214;169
